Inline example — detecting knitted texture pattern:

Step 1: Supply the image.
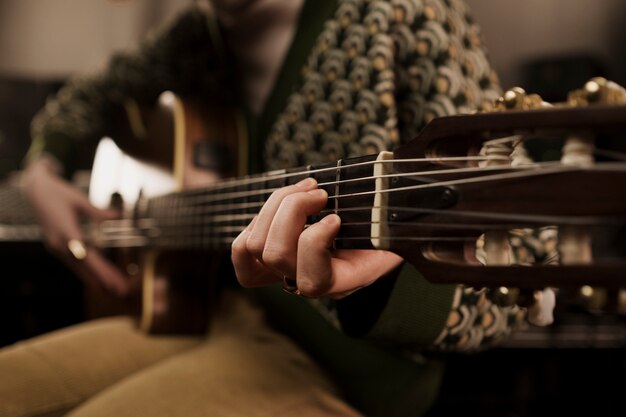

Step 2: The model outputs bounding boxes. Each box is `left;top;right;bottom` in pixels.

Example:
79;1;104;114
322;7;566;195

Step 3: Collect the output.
265;0;540;351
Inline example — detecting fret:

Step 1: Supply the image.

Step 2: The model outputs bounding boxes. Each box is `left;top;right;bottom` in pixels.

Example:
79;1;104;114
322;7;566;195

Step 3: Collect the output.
174;194;183;249
139;155;379;251
334;154;378;249
170;194;184;249
155;195;167;248
165;194;179;249
144;197;157;244
218;177;248;250
186;194;196;249
205;189;218;250
174;194;186;248
240;175;252;245
154;196;171;246
249;171;273;215
309;161;338;224
155;196;168;248
141;154;382;252
200;186;214;250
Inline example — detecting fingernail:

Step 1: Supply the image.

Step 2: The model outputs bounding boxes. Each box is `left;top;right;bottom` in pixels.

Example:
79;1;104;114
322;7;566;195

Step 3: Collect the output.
295;177;316;188
321;214;340;225
307;189;327;198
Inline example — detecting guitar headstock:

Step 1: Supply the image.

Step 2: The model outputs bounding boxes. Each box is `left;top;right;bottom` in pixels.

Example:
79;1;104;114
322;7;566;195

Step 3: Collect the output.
385;77;626;313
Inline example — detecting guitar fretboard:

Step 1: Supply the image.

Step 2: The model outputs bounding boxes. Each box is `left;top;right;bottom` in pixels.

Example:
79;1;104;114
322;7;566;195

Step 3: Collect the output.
143;154;381;251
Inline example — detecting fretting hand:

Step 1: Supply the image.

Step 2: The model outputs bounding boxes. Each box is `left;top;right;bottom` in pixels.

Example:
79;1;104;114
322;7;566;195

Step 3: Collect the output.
21;156;130;296
231;177;403;298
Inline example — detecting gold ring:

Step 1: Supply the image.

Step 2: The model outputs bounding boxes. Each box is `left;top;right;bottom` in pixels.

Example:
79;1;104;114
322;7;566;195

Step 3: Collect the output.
67;239;87;260
282;276;303;297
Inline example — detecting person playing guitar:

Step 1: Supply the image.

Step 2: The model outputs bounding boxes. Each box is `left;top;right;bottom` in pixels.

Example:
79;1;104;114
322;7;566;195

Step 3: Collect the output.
4;1;624;416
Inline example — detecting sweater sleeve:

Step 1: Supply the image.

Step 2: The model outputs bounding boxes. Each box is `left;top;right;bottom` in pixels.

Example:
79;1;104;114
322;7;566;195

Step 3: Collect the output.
25;6;228;178
320;226;558;353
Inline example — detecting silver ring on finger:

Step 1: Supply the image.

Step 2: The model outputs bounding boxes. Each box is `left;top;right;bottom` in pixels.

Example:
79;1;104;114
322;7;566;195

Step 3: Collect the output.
282;276;305;297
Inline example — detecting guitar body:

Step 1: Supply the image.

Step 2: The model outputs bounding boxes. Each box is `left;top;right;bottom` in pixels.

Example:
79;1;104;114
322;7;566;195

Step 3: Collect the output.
87;92;245;335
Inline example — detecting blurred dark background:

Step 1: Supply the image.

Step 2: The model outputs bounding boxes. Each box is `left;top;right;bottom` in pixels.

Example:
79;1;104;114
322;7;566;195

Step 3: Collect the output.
0;1;625;416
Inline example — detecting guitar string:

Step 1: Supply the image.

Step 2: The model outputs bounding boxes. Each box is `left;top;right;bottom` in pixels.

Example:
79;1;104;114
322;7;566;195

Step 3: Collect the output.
89;214;621;247
98;195;609;238
96;219;536;240
96;236;480;249
164;146;626;203
159;161;626;212
15;144;621;225
133;213;604;240
150;161;613;218
95;208;612;246
159;155;507;198
95;160;622;244
93;159;626;245
152;161;562;210
6;145;623;220
594;148;626;162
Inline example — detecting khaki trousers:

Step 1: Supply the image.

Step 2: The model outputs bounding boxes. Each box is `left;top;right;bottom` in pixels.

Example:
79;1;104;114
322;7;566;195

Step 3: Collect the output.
0;291;361;417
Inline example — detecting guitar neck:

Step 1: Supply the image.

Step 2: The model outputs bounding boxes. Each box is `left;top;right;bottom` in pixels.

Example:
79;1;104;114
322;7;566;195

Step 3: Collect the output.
117;154;381;252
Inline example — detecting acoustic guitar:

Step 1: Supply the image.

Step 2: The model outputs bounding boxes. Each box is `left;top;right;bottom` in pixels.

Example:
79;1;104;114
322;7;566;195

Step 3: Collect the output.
6;77;626;335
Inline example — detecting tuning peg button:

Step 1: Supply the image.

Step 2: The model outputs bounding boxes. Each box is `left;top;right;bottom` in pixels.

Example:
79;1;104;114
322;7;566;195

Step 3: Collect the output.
527;288;556;326
490;286;519;307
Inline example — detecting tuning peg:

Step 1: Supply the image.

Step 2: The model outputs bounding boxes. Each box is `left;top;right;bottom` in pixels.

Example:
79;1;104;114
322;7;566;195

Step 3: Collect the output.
490;286;520;307
583;78;604;102
493;87;549;111
578;285;608;312
503;87;526;109
526;288;556;326
567;77;626;106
